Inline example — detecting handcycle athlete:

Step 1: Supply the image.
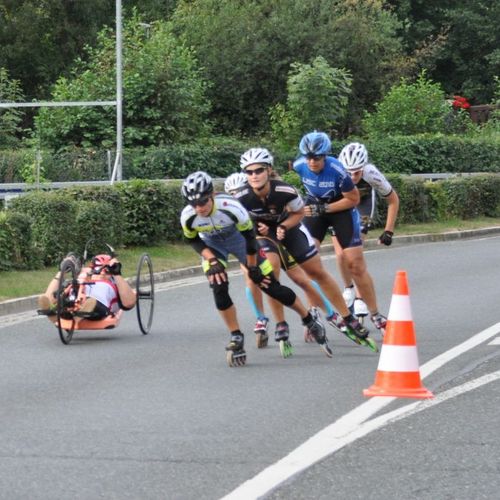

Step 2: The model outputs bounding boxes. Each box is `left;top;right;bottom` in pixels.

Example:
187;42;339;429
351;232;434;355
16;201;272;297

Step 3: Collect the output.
38;243;154;344
180;171;329;366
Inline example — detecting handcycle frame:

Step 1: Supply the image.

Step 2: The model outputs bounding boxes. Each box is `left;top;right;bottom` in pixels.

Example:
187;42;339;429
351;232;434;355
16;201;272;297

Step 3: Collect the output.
54;242;155;345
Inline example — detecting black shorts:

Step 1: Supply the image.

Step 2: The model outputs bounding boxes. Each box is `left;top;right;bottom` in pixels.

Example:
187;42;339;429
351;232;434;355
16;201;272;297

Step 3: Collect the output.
257;236;298;271
304;209;362;249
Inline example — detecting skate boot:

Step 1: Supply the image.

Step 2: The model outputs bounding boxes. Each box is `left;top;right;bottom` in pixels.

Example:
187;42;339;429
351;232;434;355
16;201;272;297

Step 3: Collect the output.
275;321;293;358
225;331;246;367
326;311;345;334
353;298;369;325
304;306;320;343
343;316;379;353
254;316;269;348
370;312;387;336
342;285;355;309
303;311;332;358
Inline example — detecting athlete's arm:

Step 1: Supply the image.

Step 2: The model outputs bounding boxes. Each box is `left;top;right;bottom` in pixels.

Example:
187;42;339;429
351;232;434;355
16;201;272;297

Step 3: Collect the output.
384;190;399;233
325;187;360;213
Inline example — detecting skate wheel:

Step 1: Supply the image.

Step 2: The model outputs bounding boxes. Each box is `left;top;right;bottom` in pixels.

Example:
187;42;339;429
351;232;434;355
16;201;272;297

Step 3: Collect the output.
227;350;246;367
356;314;367;326
256;332;269;348
320;342;333;358
279;340;293;358
363;337;379;353
342;329;363;345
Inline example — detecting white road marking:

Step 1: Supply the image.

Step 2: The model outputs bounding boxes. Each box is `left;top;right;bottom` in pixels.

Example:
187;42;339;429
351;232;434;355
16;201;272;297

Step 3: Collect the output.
488;337;500;345
220;322;500;500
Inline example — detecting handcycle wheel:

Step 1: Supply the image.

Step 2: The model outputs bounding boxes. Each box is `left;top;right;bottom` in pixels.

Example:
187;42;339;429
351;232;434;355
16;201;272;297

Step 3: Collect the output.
136;253;155;335
56;260;78;345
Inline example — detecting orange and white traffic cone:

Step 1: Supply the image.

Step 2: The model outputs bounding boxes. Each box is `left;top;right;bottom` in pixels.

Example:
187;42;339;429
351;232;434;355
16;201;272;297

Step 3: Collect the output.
363;270;433;399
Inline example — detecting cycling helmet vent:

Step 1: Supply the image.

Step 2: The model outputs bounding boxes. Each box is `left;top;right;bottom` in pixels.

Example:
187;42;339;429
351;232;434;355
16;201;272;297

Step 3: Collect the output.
338;142;368;171
299;131;331;156
224;172;247;194
240;148;274;169
181;171;214;201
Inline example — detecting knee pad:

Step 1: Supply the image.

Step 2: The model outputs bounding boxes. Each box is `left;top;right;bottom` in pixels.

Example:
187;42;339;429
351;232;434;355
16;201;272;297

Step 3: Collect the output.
212;281;233;311
263;275;296;307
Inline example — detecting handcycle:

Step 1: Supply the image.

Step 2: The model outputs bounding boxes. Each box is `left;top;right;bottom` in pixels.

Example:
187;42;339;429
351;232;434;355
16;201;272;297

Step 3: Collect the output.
51;241;155;345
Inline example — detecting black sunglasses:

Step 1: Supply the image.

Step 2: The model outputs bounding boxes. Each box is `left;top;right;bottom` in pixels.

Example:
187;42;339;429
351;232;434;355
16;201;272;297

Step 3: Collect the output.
245;166;267;176
306;154;325;161
189;195;211;207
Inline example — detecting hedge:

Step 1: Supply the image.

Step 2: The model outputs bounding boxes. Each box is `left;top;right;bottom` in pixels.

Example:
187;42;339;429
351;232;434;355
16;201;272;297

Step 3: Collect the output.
2;134;499;183
1;173;500;270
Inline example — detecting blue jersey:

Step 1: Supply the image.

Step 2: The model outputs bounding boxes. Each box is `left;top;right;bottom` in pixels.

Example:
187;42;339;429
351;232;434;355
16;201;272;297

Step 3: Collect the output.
293;156;355;203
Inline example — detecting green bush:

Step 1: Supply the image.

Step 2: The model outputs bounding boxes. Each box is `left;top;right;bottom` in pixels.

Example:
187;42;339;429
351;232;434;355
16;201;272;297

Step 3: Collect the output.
0;211;40;270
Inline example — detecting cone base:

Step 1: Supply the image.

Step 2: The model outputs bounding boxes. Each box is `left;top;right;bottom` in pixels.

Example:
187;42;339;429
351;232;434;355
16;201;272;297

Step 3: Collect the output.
363;384;434;399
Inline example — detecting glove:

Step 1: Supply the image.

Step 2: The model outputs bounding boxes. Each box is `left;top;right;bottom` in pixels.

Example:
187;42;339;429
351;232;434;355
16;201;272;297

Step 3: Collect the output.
205;258;226;277
108;261;122;275
379;230;394;246
308;203;328;216
247;266;266;284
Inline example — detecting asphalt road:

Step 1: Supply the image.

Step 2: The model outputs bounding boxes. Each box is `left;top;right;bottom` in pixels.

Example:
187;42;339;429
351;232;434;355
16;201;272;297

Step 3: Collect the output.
1;235;499;500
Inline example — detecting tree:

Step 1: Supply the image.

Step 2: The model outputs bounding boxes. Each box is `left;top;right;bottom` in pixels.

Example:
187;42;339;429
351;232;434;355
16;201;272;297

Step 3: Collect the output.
270;57;352;149
171;0;407;135
34;13;212;151
362;72;448;136
0;67;25;147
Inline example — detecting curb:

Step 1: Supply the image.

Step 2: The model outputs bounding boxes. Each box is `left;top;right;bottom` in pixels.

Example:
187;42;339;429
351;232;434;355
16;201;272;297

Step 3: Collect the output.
2;226;500;318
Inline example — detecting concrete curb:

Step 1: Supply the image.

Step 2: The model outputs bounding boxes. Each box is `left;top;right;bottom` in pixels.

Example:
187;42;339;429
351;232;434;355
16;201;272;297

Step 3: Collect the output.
2;226;500;318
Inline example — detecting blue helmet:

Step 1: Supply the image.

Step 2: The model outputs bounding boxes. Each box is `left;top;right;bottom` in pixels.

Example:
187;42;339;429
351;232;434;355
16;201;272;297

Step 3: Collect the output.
299;131;331;156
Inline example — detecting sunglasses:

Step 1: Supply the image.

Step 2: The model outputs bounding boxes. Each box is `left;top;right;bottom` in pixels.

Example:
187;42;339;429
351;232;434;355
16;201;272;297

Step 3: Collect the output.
189;195;211;207
306;154;325;161
245;166;267;176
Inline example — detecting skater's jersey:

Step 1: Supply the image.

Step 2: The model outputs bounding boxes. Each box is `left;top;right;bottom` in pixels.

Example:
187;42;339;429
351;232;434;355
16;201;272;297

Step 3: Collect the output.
180;193;253;242
355;163;393;219
233;179;304;227
293;155;355;203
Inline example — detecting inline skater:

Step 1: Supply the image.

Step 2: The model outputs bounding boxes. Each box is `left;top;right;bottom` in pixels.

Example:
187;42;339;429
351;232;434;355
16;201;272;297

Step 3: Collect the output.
234;148;370;350
180;171;330;364
225;168;336;345
293;132;382;350
336;142;399;332
224;172;270;347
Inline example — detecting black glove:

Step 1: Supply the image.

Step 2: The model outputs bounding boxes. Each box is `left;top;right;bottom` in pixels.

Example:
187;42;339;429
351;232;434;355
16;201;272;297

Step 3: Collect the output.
379;230;394;246
205;258;226;277
308;203;328;216
247;266;266;284
108;261;122;275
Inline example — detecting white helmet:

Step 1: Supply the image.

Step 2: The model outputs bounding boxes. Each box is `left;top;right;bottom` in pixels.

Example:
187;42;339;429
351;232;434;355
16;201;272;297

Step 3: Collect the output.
338;142;368;172
181;171;213;201
240;147;274;170
224;172;247;194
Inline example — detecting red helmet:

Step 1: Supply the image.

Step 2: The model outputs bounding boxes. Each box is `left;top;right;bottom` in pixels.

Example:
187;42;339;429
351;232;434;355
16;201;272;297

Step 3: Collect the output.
91;254;112;273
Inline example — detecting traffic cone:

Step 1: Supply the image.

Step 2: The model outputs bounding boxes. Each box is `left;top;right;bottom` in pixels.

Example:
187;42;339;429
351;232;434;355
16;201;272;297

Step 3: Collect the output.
363;270;433;399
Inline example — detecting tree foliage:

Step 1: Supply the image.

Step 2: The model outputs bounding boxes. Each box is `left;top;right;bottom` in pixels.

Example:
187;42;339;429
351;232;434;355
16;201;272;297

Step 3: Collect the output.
0;67;25;147
270;57;352;149
34;13;211;151
362;72;448;136
172;0;406;135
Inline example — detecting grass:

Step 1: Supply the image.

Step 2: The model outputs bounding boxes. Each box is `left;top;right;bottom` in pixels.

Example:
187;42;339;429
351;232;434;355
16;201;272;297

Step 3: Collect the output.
1;217;500;302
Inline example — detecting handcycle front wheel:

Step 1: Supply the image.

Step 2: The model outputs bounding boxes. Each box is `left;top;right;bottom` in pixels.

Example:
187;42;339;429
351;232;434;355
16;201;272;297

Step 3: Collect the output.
136;253;155;335
56;260;78;345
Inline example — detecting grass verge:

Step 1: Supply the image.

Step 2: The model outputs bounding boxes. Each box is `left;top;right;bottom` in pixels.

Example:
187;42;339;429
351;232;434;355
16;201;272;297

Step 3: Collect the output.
1;217;499;302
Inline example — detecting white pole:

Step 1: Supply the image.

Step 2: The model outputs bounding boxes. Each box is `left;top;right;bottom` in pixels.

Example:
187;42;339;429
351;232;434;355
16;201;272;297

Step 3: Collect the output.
115;0;123;182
